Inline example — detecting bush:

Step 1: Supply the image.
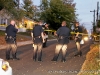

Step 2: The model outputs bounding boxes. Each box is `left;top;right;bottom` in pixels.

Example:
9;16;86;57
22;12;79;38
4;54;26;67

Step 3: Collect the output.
78;44;100;75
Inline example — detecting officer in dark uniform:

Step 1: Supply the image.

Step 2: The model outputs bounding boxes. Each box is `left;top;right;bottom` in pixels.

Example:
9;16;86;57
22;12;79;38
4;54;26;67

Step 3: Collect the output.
5;20;19;60
43;24;49;48
51;21;70;62
74;22;82;56
32;21;44;62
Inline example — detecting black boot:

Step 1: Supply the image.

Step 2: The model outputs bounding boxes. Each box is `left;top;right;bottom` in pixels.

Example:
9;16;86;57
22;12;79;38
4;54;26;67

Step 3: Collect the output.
51;57;57;62
79;51;82;56
74;51;82;57
6;51;10;60
12;54;20;60
33;57;36;62
61;59;66;63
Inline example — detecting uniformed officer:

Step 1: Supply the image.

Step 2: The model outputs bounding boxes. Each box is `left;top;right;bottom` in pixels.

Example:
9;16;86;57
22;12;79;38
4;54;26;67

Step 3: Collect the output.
5;20;19;60
74;22;82;56
43;24;49;48
31;21;44;62
51;21;70;62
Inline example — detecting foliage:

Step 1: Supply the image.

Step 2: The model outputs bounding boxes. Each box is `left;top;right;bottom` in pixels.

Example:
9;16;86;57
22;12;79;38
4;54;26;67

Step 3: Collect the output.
23;0;35;19
0;30;5;36
0;0;17;11
0;0;25;21
40;0;76;30
78;45;100;75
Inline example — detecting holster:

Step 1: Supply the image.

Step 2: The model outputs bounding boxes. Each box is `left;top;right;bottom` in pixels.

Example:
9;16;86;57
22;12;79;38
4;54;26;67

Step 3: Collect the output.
5;36;16;44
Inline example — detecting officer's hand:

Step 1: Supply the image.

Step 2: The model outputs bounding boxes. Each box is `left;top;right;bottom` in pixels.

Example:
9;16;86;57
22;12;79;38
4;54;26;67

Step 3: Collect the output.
54;31;57;36
15;24;18;29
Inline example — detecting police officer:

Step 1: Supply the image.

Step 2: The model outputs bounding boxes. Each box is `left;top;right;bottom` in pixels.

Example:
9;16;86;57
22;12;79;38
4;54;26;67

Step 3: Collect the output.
5;20;19;60
31;21;44;62
51;21;70;62
74;22;82;56
43;24;49;48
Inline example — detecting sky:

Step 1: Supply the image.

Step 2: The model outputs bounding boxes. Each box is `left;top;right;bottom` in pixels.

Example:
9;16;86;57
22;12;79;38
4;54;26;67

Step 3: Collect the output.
33;0;100;31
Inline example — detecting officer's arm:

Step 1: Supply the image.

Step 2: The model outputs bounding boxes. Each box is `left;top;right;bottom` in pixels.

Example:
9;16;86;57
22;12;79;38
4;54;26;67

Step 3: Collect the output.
75;27;80;37
76;32;79;37
41;27;45;42
55;28;60;36
31;32;34;41
54;31;57;36
15;24;18;29
13;24;18;32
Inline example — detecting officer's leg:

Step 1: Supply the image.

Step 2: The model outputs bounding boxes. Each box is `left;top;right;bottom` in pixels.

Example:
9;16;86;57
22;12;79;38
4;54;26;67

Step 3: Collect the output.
37;43;43;61
45;38;48;46
6;44;11;60
75;42;82;56
43;38;47;48
76;42;80;51
33;44;38;61
11;44;19;60
52;44;62;61
61;44;67;62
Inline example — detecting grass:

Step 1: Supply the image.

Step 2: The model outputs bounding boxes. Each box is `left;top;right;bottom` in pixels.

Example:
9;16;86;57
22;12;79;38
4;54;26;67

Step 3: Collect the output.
0;30;56;45
18;32;31;36
77;44;100;75
0;30;5;36
0;30;31;45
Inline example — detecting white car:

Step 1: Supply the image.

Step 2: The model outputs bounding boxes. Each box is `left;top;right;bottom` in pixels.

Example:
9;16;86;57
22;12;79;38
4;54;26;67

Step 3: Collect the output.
0;58;12;75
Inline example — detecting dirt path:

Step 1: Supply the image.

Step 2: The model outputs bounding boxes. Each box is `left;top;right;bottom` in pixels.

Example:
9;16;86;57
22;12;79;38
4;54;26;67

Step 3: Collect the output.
0;40;92;75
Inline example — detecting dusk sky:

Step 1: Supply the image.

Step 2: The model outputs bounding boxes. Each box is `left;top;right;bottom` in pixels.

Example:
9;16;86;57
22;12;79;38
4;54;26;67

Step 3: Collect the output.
33;0;100;31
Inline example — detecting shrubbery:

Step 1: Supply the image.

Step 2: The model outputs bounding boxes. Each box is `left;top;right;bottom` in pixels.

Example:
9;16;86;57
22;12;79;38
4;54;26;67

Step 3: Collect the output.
78;44;100;75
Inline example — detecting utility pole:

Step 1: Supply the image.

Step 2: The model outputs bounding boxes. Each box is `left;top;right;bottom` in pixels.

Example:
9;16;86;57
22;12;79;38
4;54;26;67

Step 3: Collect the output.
90;10;96;32
96;1;99;26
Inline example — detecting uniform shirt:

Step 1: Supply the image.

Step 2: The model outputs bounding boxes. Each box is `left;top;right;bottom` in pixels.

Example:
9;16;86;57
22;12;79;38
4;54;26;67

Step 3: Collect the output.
56;26;70;37
32;25;44;44
6;24;18;37
32;25;44;37
74;26;82;36
56;26;70;44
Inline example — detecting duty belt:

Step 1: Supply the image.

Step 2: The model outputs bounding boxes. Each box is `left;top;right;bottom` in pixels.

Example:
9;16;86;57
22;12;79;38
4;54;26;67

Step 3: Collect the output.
59;36;69;39
5;36;16;44
6;36;15;39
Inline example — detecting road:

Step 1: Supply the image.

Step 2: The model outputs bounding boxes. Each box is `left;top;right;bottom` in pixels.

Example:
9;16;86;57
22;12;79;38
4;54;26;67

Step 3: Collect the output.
0;40;92;75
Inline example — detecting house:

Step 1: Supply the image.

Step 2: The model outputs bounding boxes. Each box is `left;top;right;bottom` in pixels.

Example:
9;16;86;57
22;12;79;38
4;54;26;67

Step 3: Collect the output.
0;9;37;32
0;9;11;26
21;17;36;29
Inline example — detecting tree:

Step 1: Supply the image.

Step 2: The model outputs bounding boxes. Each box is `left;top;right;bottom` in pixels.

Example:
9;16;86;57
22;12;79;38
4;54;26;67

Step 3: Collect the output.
0;0;16;11
40;0;76;30
23;0;35;19
0;0;25;21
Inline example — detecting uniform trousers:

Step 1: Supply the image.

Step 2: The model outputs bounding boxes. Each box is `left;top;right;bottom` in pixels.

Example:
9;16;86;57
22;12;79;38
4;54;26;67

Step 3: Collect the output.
33;38;43;61
52;43;67;61
6;43;17;59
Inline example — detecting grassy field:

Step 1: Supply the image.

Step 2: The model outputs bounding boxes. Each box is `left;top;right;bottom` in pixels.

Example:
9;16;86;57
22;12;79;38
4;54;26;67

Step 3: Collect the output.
0;30;56;45
0;30;31;45
78;44;100;75
0;30;5;36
